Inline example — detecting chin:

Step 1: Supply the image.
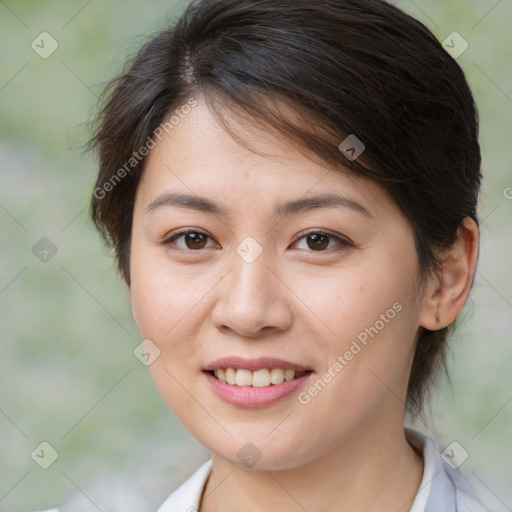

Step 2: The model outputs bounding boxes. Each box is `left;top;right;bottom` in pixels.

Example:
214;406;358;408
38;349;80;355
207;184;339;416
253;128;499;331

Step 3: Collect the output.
201;429;320;471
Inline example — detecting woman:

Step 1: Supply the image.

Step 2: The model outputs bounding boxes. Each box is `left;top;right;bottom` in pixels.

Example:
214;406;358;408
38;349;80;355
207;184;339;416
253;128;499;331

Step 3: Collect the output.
86;0;487;510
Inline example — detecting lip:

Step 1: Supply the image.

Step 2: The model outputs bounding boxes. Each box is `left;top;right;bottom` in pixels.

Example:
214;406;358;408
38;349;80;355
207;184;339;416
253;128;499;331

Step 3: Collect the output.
203;356;312;372
203;371;313;408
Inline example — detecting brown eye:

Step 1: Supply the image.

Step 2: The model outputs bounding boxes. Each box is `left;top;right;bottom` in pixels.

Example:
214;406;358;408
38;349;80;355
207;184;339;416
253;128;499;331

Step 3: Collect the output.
306;233;330;251
162;229;216;251
183;232;208;249
293;230;352;252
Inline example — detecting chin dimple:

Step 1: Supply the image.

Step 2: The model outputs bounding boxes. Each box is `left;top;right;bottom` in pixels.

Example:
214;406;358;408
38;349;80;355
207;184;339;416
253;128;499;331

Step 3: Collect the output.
211;368;305;387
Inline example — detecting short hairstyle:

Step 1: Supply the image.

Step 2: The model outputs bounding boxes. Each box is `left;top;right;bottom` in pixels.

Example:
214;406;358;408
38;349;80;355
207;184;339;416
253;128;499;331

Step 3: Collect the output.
89;0;481;414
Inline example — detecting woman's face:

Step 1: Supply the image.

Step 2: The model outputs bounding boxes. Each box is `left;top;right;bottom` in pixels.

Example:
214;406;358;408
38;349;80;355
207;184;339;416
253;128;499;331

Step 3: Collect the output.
129;95;429;469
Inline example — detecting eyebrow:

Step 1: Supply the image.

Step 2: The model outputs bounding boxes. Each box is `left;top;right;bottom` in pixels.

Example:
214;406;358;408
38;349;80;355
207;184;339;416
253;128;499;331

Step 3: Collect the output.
145;192;372;218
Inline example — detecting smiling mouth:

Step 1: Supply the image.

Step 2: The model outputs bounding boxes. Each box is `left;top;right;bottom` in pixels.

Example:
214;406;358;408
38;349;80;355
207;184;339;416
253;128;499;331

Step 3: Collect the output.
206;368;312;387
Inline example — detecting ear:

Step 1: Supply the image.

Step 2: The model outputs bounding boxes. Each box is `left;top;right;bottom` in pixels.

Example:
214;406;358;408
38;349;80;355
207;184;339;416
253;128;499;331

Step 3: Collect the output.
419;217;479;330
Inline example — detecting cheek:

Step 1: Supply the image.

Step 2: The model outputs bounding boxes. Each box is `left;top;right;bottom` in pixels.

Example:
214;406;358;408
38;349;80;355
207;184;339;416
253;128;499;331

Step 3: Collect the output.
129;251;210;420
291;257;420;403
130;247;203;338
290;260;414;341
128;246;224;393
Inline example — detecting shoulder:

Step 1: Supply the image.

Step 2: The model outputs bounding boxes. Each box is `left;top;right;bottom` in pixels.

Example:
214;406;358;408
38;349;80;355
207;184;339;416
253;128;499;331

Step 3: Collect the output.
27;461;211;512
444;463;491;511
406;428;491;512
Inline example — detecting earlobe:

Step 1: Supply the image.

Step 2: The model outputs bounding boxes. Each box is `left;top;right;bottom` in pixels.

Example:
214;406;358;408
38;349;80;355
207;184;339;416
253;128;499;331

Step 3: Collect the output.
419;217;479;331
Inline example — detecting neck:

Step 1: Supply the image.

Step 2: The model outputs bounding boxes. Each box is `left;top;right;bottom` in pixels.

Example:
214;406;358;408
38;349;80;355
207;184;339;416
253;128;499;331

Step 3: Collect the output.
199;418;423;512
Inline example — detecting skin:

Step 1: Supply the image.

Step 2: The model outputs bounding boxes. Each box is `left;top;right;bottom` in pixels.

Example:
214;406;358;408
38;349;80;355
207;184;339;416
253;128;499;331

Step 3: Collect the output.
128;94;479;511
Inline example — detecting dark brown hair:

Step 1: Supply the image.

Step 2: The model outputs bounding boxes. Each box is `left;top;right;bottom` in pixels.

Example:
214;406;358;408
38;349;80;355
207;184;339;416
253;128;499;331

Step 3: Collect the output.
89;0;481;413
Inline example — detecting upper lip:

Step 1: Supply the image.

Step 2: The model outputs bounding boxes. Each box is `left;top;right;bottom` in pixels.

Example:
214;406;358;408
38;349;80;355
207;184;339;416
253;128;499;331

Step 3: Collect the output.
203;356;312;372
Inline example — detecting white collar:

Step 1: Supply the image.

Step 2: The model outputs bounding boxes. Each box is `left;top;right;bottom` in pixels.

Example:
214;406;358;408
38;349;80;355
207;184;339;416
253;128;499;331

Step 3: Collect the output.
157;459;212;511
406;428;438;512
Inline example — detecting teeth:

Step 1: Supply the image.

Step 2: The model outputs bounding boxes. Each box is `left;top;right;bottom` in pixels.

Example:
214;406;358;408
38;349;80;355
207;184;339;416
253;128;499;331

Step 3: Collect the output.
212;368;306;387
235;369;252;386
270;368;285;385
284;369;295;381
252;369;271;388
225;368;236;385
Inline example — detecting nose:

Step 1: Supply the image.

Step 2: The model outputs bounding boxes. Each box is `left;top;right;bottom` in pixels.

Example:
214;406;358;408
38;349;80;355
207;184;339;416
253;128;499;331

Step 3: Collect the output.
210;248;293;338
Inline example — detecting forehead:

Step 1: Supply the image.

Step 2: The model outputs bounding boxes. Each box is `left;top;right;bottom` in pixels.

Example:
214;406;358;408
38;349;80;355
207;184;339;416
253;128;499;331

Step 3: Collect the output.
136;95;394;216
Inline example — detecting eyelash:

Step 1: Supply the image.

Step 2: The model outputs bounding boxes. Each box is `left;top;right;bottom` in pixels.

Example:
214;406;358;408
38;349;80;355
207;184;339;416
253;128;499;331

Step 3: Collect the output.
160;228;352;254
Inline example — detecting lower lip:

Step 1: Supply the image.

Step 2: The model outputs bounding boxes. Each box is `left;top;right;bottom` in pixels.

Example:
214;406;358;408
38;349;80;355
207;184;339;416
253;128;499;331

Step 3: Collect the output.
203;371;313;408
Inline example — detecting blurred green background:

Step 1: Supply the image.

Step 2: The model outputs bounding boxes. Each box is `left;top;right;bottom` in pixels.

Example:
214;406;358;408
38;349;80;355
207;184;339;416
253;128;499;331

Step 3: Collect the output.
1;1;511;510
